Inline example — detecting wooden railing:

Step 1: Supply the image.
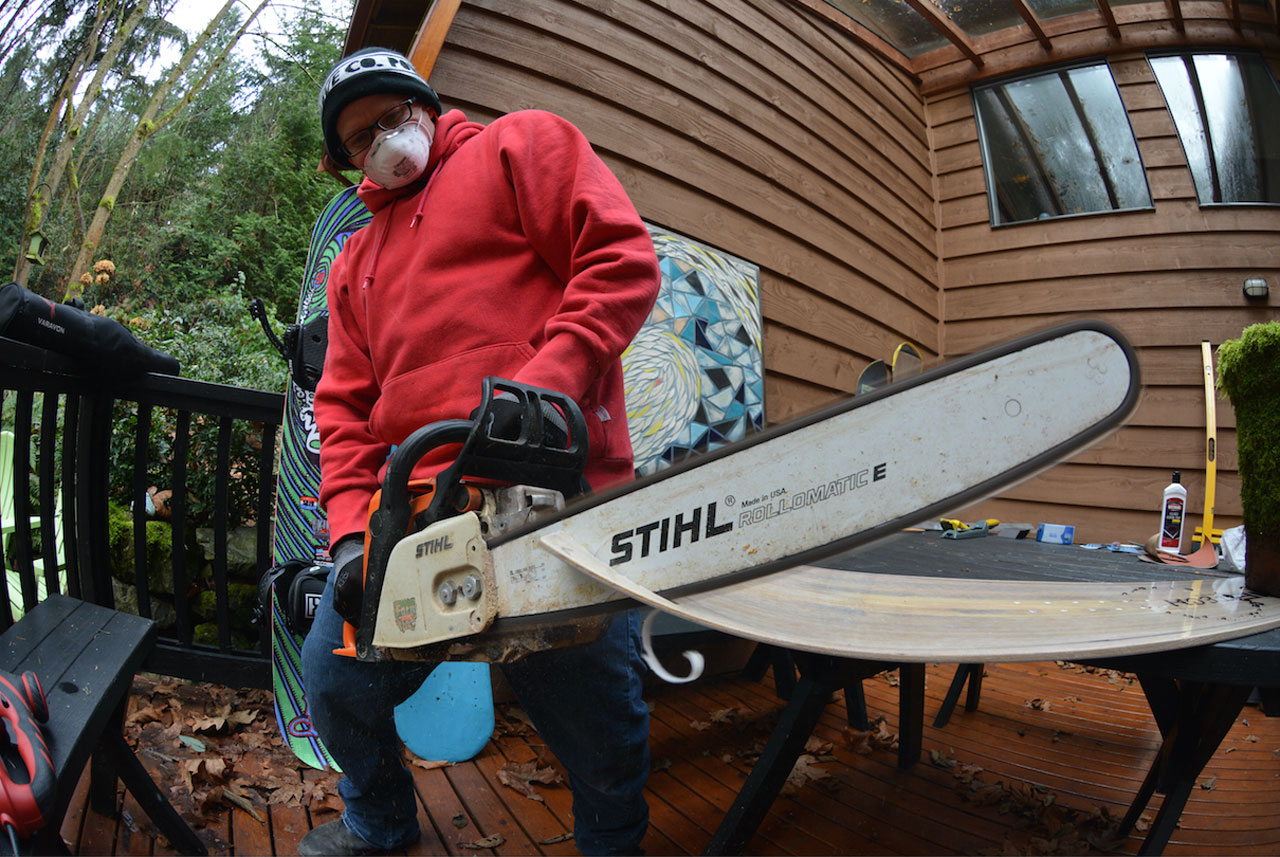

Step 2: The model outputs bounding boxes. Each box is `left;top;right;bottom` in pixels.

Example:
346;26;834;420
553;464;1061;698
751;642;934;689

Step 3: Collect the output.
0;336;282;688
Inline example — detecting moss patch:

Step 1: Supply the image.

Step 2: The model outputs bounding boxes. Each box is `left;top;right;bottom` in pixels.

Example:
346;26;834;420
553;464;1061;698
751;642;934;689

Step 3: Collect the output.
1217;322;1280;541
106;501;176;593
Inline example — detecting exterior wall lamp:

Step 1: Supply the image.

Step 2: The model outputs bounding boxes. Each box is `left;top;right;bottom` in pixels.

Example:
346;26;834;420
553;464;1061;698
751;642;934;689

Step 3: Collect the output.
1243;277;1269;300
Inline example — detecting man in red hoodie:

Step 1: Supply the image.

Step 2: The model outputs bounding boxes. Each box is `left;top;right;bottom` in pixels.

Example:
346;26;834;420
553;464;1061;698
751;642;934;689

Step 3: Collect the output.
299;48;660;856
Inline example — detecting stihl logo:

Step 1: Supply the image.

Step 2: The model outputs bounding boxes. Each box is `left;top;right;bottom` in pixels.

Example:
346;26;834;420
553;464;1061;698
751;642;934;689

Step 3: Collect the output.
609;502;732;566
415;535;454;557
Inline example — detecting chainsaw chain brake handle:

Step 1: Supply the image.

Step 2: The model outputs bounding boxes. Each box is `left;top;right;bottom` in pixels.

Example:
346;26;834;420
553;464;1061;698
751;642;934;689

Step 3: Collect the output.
0;669;54;842
349;377;591;659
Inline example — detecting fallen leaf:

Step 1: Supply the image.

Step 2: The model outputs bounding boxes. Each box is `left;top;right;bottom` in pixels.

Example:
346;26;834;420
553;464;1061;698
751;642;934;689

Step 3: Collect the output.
178;734;207;753
539;833;573;845
462;834;505;849
843;728;873;755
227;709;257;727
497;760;564;801
452;813;470;829
411;758;450;771
1200;777;1217;790
930;749;956;768
128;703;169;727
710;707;746;724
203;756;228;781
222;788;263;822
803;737;833;755
652;758;672;773
780;754;829;796
267;782;304;806
1026;698;1052;711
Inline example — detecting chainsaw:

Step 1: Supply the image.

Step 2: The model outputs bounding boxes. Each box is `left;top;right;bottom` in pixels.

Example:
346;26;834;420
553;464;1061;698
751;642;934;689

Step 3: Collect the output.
337;321;1141;666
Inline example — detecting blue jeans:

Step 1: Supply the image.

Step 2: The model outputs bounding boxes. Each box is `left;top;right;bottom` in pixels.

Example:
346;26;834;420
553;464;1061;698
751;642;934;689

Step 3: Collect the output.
301;570;650;854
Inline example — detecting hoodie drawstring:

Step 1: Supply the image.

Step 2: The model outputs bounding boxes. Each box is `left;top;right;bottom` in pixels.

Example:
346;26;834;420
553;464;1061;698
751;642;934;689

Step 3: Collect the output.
362;199;397;290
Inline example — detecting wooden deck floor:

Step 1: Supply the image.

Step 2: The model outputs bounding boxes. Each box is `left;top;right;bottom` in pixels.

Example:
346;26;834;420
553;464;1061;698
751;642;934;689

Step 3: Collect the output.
58;659;1279;856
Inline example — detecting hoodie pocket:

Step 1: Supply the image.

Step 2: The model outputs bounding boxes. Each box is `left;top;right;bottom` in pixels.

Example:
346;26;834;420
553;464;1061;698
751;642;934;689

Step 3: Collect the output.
370;341;538;444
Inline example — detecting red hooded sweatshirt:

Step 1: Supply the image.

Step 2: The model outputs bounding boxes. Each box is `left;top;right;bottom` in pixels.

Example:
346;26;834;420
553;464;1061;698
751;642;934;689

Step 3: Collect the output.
315;109;660;544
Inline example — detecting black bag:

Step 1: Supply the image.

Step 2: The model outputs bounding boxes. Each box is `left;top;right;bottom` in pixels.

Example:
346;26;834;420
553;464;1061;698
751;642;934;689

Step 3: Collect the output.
249;298;326;392
0;282;179;376
257;558;329;636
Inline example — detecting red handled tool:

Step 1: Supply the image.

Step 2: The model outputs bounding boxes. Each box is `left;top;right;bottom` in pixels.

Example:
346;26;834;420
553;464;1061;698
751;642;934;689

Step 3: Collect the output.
0;668;55;853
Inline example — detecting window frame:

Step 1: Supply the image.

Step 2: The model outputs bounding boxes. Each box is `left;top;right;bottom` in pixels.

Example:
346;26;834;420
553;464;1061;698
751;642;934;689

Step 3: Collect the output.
972;58;1154;228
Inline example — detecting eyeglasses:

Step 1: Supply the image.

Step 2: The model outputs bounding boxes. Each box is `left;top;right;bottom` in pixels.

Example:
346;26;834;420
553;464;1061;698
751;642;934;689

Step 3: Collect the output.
339;99;416;159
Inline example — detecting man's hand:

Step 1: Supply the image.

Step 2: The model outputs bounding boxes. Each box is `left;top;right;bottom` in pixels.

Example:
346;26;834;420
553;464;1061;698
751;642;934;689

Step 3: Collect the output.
331;535;365;625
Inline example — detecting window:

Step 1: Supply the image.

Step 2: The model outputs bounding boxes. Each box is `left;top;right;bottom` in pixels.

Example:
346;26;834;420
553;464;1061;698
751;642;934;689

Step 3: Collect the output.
974;62;1152;226
1149;52;1280;205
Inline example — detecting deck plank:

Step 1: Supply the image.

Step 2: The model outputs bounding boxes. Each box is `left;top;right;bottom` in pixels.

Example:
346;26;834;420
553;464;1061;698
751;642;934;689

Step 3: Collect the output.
61;659;1280;856
267;800;311;856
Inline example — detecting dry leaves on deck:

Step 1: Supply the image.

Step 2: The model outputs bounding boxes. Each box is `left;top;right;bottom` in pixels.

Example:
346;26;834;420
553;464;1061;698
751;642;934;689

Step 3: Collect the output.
948;755;1128;855
842;715;899;754
126;675;342;838
780;753;832;796
496;760;564;801
461;833;505;848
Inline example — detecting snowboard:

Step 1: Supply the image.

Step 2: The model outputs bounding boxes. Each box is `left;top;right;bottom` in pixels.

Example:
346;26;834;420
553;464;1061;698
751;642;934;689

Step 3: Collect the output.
269;185;494;768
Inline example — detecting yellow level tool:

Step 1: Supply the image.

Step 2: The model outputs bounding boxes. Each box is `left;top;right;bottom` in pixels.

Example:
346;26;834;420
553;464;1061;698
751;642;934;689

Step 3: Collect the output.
1193;340;1223;548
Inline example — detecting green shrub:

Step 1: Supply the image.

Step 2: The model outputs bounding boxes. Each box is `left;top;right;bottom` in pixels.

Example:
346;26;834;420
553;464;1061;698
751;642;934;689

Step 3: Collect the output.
101;282;285;529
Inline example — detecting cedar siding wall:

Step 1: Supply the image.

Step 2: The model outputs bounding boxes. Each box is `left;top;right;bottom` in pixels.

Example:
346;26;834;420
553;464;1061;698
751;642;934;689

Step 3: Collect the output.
426;0;1279;546
427;0;940;426
928;14;1280;545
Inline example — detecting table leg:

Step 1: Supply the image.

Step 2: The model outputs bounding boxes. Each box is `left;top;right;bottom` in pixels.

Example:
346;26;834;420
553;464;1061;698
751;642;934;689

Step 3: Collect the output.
1116;679;1253;856
705;655;889;855
898;664;925;769
704;672;836;855
933;664;983;728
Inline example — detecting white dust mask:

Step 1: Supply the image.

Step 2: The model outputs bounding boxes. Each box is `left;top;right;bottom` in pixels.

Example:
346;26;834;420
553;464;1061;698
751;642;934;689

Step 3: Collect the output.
363;119;434;189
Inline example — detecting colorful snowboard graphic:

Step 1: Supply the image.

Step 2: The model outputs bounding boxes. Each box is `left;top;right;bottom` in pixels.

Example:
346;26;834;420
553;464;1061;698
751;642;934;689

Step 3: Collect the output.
270;185;371;770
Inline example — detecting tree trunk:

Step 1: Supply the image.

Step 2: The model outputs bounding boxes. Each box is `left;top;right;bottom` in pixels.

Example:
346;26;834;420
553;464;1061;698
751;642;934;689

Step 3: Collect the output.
15;0;150;286
65;0;269;297
13;0;117;287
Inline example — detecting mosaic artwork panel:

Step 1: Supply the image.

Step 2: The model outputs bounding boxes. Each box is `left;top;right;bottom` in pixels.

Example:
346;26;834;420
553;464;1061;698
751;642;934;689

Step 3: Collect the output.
623;225;764;477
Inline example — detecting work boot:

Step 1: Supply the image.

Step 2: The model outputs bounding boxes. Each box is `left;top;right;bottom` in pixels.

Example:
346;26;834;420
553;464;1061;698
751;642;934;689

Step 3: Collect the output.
297;818;419;856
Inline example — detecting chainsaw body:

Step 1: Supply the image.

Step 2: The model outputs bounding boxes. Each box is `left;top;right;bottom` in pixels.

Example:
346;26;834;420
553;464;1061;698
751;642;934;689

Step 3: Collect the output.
342;377;592;662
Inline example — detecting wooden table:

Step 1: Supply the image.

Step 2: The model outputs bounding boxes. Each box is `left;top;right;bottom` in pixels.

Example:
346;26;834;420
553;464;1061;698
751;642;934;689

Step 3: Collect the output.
704;532;1280;856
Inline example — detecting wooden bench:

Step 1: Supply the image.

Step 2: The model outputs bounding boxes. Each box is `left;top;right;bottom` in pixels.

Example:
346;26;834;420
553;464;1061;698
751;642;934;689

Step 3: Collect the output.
0;594;205;855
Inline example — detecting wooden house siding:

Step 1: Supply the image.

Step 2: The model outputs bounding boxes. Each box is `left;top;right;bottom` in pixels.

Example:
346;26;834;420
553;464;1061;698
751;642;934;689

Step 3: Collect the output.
418;0;1278;545
929;35;1280;544
426;0;942;427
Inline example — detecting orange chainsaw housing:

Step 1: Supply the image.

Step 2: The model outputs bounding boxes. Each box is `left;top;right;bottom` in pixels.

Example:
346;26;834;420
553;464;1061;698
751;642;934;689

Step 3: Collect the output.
333;478;484;657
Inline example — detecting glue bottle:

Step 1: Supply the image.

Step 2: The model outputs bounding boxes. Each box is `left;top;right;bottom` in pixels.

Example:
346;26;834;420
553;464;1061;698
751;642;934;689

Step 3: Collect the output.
1159;471;1187;552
